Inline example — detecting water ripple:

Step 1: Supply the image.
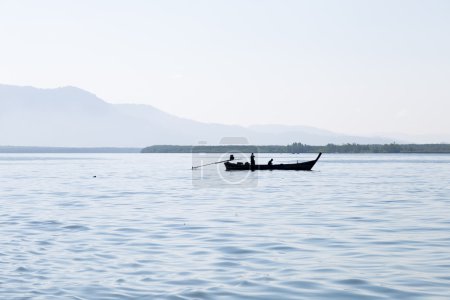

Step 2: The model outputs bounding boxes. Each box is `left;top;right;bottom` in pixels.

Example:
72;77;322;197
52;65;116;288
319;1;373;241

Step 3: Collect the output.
1;153;450;299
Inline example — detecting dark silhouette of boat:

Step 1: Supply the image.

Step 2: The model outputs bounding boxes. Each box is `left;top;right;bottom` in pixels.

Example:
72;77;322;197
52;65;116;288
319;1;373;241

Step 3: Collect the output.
224;153;322;171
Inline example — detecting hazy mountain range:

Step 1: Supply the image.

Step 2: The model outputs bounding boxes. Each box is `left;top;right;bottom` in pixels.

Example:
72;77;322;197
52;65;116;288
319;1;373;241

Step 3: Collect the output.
0;84;404;147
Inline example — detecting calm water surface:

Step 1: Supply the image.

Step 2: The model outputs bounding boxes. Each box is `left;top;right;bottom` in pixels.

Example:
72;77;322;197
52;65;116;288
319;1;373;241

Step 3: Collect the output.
1;153;450;299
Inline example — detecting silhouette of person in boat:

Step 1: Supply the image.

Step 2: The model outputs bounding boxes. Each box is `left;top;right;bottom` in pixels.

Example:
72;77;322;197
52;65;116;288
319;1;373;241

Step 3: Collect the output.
268;158;273;166
250;153;255;168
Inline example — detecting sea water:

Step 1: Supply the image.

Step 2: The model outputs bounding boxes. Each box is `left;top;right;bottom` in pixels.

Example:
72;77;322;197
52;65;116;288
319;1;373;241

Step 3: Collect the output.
1;153;450;299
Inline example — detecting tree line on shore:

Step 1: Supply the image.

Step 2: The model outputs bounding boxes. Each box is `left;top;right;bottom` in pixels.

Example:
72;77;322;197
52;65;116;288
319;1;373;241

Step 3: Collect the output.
141;143;450;153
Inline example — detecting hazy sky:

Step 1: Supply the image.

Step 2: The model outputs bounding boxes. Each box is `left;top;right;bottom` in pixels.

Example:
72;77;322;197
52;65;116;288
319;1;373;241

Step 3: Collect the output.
1;0;449;136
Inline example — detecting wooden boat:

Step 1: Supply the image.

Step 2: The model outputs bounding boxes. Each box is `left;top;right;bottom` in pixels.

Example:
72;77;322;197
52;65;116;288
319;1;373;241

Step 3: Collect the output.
224;153;322;171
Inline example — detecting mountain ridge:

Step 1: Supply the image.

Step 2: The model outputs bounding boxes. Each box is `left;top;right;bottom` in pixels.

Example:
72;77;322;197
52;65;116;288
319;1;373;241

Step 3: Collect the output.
0;83;397;147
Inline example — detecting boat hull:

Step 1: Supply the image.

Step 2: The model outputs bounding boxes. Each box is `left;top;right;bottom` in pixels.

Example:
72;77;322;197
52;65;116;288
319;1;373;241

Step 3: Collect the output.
224;153;322;171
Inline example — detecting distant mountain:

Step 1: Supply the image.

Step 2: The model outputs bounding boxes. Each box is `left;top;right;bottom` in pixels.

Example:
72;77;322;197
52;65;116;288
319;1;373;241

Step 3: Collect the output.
0;84;395;147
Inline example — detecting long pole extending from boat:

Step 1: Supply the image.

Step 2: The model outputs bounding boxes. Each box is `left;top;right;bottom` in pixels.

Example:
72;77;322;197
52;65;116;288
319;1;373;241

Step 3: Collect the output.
192;158;239;169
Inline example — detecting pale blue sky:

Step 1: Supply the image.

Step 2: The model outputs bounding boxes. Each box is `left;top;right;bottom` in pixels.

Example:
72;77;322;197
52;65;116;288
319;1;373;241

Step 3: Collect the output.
1;0;449;137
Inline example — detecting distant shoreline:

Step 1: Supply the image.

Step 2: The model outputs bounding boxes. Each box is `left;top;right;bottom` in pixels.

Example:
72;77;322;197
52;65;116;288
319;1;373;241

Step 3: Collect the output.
142;143;450;154
2;143;450;154
0;146;141;153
